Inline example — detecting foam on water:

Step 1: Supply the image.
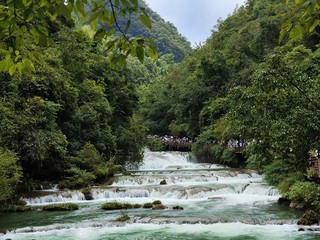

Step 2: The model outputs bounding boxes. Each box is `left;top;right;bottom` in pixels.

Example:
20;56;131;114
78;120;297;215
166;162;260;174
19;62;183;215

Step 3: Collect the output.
3;222;316;240
4;151;316;240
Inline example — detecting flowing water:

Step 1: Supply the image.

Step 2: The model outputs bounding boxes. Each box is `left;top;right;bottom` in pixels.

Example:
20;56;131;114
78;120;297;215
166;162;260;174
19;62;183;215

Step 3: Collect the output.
1;151;320;240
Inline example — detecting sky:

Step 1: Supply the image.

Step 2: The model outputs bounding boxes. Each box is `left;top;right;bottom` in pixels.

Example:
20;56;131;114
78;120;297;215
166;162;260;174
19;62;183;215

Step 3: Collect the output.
144;0;247;45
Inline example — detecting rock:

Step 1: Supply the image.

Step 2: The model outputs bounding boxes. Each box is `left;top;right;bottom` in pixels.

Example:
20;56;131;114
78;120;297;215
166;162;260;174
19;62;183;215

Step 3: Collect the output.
297;210;319;225
172;206;184;210
208;197;224;200
160;180;167;185
152;204;167;210
289;202;298;209
277;197;290;206
83;193;93;200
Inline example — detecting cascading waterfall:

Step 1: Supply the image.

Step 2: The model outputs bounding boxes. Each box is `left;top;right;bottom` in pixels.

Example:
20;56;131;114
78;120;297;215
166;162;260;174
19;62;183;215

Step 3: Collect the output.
1;151;319;240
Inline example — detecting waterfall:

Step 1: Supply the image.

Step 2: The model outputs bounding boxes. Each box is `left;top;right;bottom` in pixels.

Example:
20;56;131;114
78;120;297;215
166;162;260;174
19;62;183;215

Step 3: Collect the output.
5;151;307;240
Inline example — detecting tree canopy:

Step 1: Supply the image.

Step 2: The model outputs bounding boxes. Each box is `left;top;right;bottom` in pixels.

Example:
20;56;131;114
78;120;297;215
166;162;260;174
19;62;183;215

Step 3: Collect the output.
0;0;158;75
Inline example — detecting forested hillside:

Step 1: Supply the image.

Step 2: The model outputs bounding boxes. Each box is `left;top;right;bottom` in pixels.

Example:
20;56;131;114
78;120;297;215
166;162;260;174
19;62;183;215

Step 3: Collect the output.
116;0;192;62
138;0;320;214
0;0;190;204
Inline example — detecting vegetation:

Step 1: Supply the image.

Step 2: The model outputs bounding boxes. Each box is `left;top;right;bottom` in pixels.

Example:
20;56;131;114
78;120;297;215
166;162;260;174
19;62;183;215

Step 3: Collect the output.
101;202;136;210
137;0;320;215
0;0;191;207
100;201;164;210
41;203;79;211
2;0;320;219
116;214;131;222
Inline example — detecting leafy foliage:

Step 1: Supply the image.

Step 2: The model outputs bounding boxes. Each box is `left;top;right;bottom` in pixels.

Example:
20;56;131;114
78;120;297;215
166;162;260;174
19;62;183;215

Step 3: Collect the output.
0;148;22;203
0;0;158;75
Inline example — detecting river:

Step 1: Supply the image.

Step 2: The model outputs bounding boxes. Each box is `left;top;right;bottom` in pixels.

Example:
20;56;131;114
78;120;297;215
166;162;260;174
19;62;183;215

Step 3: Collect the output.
1;151;320;240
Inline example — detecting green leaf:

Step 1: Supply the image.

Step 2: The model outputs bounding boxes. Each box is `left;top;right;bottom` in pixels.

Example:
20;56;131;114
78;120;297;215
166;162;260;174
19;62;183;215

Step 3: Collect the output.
309;19;320;32
124;19;131;33
94;27;106;40
139;14;151;29
9;64;16;75
121;0;131;8
129;0;138;6
135;46;144;63
22;0;32;7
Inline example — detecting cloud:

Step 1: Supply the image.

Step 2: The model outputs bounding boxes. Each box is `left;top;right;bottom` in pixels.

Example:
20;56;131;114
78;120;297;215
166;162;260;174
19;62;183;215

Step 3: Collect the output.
144;0;246;44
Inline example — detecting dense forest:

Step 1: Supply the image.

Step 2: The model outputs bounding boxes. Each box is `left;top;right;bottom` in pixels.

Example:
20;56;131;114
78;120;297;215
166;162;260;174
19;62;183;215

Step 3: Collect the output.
0;0;190;204
1;0;320;219
138;0;320;215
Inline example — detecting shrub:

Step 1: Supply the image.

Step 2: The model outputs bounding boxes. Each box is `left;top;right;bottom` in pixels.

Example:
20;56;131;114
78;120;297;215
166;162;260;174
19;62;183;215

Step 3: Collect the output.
101;202;133;210
0;148;22;204
277;172;305;196
152;200;162;205
0;205;34;213
146;138;165;151
287;181;320;210
210;145;224;162
132;203;142;208
116;214;130;222
64;167;96;188
42;203;79;211
142;202;153;208
221;148;237;164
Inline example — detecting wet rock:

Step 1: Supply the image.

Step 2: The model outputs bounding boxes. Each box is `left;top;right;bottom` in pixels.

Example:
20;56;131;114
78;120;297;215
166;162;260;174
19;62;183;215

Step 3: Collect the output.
297;210;319;225
160;180;167;185
172;206;184;210
278;197;290;206
152;204;167;210
208;197;224;200
82;188;94;200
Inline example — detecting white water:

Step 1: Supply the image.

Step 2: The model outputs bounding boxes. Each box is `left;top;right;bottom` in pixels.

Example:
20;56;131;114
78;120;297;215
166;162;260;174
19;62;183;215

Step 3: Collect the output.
2;151;320;240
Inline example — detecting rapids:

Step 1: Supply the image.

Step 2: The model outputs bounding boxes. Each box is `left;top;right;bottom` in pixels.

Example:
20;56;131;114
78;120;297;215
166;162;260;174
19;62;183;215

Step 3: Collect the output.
1;151;320;240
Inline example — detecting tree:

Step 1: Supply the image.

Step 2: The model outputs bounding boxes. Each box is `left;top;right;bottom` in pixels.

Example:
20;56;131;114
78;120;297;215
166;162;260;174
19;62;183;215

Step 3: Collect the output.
0;148;22;203
280;0;320;43
0;0;157;75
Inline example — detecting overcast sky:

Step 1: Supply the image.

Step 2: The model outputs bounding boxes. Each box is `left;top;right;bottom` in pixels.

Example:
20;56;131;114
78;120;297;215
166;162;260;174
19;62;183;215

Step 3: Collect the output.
144;0;247;45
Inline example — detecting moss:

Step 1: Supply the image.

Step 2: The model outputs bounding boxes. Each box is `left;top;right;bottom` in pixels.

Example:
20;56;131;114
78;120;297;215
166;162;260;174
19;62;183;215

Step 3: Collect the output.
0;205;34;213
42;203;79;211
101;202;133;210
116;214;130;222
133;203;142;208
142;202;153;208
152;204;166;210
152;200;162;205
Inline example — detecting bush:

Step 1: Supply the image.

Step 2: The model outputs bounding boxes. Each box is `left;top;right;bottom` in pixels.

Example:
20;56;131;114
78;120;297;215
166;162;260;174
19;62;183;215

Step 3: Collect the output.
142;202;153;208
221;148;237;164
42;203;79;211
0;205;34;213
0;148;22;204
146;138;165;151
116;214;130;222
152;200;162;205
287;181;320;210
101;202;133;210
63;167;96;188
277;172;305;196
210;145;224;161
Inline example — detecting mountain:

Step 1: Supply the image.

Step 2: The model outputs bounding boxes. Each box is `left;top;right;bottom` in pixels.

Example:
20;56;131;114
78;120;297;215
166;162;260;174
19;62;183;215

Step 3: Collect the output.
116;0;192;62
